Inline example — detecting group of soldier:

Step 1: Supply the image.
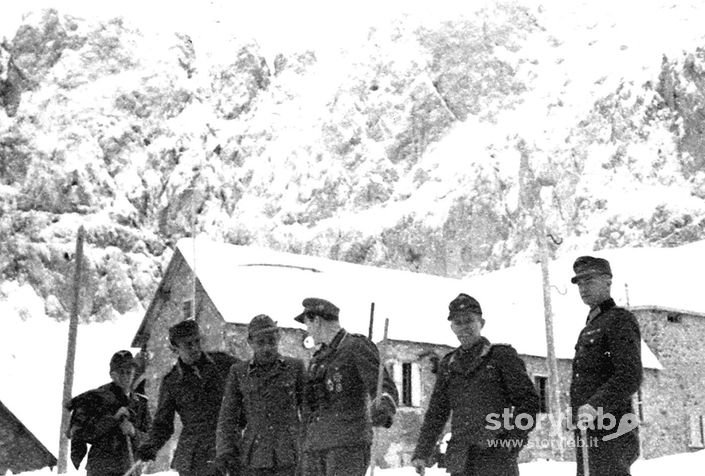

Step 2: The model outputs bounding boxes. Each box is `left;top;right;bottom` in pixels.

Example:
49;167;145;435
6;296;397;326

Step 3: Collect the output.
67;255;643;476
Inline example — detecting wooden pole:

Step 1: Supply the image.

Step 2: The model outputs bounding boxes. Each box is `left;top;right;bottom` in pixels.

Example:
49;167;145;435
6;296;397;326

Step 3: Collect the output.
535;206;564;452
370;318;389;476
368;302;375;340
57;226;85;473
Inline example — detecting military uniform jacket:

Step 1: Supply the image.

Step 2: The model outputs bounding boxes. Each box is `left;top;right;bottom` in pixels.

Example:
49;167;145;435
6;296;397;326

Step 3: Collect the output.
73;382;150;475
141;352;239;473
413;338;539;474
216;356;305;469
303;329;398;451
570;299;643;429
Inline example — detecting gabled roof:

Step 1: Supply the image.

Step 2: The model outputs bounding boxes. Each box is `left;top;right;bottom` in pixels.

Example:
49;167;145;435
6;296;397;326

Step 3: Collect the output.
0;398;57;470
161;236;663;369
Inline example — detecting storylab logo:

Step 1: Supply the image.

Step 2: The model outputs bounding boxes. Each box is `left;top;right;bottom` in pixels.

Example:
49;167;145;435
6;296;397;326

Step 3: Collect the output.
485;407;639;441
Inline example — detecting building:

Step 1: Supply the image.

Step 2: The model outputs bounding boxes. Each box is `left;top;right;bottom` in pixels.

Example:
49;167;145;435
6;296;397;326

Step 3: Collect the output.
134;237;705;468
0;398;57;474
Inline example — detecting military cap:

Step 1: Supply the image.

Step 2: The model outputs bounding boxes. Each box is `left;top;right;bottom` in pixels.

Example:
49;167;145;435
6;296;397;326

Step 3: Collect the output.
448;293;482;320
248;314;279;338
294;297;340;323
110;350;137;371
168;319;200;343
571;256;612;284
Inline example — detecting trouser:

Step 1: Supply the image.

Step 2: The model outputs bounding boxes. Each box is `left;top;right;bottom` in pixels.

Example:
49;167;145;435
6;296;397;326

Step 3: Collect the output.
575;429;639;476
450;447;519;476
301;445;370;476
247;467;296;476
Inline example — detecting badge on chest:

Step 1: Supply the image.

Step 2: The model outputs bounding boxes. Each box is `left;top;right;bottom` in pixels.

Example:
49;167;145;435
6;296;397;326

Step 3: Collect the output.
326;370;343;393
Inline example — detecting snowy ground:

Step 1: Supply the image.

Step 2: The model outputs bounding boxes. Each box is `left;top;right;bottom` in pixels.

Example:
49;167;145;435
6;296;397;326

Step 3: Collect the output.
10;449;705;476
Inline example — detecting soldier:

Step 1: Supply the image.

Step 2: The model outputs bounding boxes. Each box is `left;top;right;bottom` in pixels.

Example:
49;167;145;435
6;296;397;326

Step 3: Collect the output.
570;256;642;476
66;350;150;476
295;297;398;476
411;293;539;476
215;314;306;476
135;320;239;476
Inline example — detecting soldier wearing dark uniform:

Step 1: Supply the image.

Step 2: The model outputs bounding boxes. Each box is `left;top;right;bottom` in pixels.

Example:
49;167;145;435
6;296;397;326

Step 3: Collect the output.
412;294;539;476
294;297;398;476
570;256;642;476
135;320;239;476
67;350;150;476
216;314;306;476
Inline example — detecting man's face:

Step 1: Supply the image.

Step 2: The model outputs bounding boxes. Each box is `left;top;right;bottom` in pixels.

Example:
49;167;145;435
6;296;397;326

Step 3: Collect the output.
303;314;323;344
576;274;612;308
110;367;136;391
249;332;280;364
172;334;203;365
450;312;484;348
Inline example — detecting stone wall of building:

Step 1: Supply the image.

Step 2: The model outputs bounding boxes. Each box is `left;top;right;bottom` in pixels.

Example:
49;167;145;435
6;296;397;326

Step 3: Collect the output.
633;308;705;458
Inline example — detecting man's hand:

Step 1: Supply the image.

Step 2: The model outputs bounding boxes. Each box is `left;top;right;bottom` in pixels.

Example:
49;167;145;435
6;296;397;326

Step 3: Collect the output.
119;418;135;436
370;395;396;428
114;407;131;420
577;403;598;429
411;458;427;475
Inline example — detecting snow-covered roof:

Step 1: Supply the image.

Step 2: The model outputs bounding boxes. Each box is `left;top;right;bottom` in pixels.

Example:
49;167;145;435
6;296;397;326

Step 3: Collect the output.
178;237;666;369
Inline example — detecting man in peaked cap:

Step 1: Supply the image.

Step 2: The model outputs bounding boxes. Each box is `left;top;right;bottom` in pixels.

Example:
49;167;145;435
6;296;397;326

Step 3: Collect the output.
295;297;398;476
412;293;539;476
570;257;643;476
136;320;239;476
67;350;150;476
216;315;305;476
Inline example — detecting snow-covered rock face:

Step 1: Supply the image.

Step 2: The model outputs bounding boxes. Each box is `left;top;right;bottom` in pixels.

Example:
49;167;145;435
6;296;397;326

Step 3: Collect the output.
0;2;705;322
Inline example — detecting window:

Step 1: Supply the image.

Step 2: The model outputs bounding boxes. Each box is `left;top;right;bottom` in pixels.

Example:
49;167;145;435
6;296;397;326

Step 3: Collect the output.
392;361;421;407
182;299;193;319
688;414;704;449
667;313;682;324
534;375;548;414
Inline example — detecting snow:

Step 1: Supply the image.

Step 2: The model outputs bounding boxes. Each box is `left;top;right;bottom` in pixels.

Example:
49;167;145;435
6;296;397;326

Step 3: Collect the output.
176;236;664;368
10;449;705;475
0;281;145;456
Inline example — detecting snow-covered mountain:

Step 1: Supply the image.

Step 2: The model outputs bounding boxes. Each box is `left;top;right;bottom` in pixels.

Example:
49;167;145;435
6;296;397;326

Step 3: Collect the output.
1;0;704;320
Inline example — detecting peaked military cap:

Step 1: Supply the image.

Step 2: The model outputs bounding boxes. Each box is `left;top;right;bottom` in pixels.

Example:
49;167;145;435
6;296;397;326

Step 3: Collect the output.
571;256;612;284
110;350;137;371
168;319;200;343
294;297;340;323
448;293;482;320
248;314;279;338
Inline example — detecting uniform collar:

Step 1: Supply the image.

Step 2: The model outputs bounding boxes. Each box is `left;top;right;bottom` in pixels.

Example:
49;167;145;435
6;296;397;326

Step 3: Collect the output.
586;298;616;324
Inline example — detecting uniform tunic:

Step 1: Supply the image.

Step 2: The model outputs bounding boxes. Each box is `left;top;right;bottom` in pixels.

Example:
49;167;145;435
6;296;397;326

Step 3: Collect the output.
570;298;642;476
413;337;539;476
140;352;239;476
302;329;398;476
216;356;305;475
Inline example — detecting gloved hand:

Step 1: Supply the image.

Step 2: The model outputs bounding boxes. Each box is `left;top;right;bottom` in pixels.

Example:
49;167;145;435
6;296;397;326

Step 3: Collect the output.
135;445;158;462
370;395;396;428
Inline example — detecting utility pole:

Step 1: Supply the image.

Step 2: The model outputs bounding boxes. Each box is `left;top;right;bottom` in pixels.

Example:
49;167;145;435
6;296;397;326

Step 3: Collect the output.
57;226;85;473
517;140;564;452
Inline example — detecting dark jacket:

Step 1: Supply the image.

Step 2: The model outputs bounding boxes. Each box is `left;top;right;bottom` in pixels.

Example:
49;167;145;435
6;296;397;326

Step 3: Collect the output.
216;356;305;469
303;329;398;451
413;338;539;474
68;382;150;475
570;298;643;431
140;351;238;473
